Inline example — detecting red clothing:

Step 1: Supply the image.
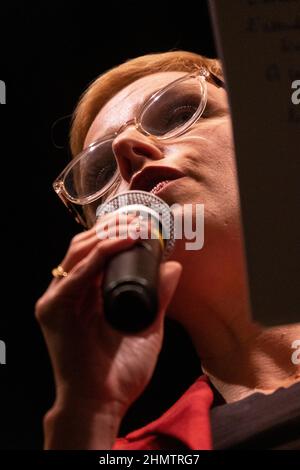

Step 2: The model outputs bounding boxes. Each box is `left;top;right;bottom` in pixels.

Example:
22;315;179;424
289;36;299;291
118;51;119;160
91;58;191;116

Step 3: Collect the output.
112;375;213;450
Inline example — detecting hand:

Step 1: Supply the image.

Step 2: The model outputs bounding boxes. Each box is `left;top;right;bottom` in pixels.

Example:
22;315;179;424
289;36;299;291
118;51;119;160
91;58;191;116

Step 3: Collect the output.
35;213;182;421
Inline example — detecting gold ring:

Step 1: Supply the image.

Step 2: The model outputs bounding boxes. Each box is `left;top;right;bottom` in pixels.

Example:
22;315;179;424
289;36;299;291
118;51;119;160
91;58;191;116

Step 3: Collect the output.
52;265;68;278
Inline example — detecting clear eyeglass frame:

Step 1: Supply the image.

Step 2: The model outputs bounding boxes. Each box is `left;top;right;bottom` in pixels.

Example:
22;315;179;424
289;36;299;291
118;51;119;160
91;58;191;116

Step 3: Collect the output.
53;66;225;228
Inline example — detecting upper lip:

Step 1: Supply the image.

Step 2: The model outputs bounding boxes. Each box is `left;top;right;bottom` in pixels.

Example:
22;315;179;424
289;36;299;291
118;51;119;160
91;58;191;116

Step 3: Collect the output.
129;165;185;192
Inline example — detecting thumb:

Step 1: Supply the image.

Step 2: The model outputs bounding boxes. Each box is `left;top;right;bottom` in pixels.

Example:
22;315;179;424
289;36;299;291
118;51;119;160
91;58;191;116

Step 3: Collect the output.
158;261;182;318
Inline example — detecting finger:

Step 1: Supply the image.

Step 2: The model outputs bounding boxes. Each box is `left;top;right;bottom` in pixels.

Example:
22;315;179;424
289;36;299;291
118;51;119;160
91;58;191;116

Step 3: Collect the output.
58;213;138;273
95;212;138;234
95;215;141;241
68;212;137;244
55;235;139;297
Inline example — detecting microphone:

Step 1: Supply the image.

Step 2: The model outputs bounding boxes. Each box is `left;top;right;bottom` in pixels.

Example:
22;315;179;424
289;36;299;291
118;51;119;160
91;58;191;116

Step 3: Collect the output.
96;190;175;333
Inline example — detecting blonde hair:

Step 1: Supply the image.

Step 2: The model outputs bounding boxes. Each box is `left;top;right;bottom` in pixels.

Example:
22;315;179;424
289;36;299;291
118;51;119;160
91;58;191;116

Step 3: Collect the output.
70;50;222;157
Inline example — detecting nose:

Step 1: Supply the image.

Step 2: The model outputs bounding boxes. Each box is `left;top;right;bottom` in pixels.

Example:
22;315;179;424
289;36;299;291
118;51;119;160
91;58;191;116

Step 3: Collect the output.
112;128;164;183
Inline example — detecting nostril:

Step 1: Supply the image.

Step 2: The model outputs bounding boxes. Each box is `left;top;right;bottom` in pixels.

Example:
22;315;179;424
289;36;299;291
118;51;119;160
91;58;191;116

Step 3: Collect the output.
132;146;152;158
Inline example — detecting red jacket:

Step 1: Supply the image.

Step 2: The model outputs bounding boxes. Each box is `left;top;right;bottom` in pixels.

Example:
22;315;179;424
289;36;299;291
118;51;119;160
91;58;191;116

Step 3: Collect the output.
112;375;213;450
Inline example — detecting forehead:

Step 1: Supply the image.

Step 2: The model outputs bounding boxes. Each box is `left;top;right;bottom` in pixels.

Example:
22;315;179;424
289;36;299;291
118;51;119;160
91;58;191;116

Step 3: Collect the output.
84;71;186;148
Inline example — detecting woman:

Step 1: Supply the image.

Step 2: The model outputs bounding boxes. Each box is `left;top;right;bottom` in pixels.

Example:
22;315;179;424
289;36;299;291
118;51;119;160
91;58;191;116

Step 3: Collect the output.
36;51;300;449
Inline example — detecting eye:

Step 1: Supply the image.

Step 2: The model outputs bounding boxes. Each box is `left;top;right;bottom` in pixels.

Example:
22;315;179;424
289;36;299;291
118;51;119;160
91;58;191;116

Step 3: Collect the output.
141;93;201;136
83;160;117;194
165;103;199;128
78;141;118;197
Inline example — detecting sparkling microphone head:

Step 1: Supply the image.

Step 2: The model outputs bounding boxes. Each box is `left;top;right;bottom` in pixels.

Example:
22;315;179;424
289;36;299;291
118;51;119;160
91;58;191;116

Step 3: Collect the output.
96;190;175;259
96;190;176;333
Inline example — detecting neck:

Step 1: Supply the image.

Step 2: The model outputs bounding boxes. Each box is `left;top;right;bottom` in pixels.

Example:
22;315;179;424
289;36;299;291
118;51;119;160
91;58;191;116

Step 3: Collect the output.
204;323;300;402
186;306;300;403
174;270;300;403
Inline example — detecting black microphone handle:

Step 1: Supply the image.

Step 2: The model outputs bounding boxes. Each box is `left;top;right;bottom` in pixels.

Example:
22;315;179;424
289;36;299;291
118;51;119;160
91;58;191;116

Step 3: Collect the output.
102;238;163;333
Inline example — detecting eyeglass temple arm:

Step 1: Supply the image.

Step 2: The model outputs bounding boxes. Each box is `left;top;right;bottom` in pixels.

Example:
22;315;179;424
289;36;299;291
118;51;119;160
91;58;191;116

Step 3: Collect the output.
209;71;225;89
57;191;89;229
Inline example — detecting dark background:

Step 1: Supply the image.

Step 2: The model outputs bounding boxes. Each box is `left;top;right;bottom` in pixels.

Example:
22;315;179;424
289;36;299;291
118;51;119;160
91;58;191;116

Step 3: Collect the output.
0;1;216;449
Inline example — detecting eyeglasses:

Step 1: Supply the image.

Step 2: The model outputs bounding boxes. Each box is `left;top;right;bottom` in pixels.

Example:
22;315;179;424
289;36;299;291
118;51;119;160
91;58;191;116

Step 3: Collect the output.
53;67;225;228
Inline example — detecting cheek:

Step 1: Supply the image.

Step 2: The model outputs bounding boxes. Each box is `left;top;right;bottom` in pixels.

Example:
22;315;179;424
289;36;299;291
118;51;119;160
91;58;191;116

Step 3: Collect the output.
198;119;238;196
169;118;236;188
204;118;235;168
181;120;240;223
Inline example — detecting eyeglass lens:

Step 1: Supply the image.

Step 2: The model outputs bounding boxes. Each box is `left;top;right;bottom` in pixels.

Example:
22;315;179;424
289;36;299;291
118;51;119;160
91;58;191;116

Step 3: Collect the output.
64;76;204;201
